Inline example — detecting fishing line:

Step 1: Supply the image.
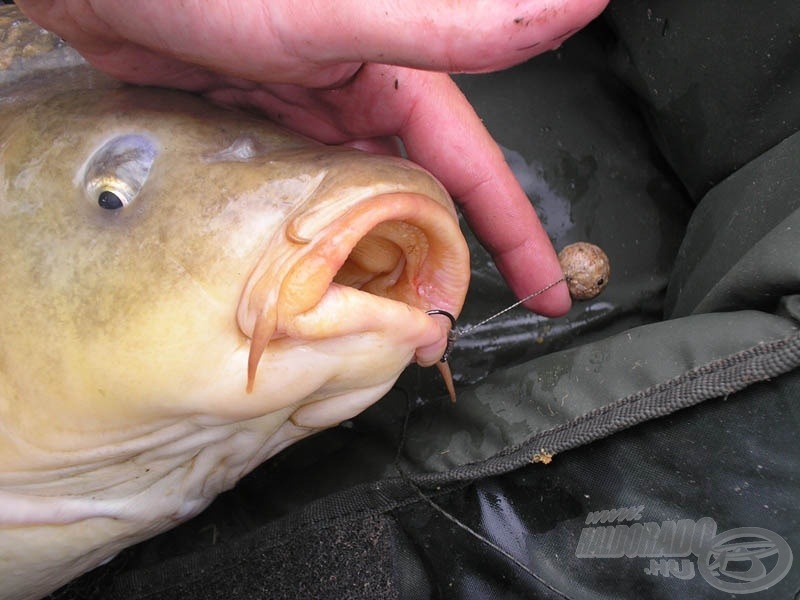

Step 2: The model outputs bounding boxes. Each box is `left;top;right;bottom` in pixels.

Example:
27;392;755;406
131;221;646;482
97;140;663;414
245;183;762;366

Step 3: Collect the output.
393;387;574;600
458;276;566;337
427;276;566;362
397;277;589;594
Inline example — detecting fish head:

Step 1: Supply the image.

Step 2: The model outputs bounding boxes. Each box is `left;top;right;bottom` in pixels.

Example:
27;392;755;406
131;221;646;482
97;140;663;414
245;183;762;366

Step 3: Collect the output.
0;86;470;596
0;86;469;451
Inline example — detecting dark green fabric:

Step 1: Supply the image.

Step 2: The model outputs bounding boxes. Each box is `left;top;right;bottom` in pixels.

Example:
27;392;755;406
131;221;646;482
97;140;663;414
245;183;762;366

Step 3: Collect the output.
605;0;800;200
52;515;401;600
666;132;800;317
390;369;800;599
401;320;799;482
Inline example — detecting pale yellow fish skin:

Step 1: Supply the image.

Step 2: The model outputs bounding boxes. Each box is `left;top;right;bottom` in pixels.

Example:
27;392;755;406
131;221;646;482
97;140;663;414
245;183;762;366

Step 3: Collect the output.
0;7;469;598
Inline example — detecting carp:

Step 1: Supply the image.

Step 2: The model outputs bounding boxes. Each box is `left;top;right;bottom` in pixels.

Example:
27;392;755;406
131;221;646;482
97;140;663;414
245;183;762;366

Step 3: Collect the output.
0;7;469;598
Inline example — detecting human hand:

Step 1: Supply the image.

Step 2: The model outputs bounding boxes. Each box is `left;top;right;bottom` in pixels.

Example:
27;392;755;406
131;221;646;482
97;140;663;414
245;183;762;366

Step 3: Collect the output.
17;0;608;315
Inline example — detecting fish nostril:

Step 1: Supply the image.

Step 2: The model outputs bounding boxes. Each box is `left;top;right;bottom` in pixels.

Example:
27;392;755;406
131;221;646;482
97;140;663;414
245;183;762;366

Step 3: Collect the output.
206;137;264;163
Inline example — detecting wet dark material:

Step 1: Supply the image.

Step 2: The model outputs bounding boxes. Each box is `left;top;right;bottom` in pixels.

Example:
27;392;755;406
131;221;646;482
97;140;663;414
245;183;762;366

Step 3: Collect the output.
605;0;800;200
392;370;800;599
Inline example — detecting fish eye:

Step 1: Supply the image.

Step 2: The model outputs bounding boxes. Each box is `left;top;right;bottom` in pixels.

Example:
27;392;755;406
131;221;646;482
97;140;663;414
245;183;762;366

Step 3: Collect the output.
82;134;158;210
98;190;125;210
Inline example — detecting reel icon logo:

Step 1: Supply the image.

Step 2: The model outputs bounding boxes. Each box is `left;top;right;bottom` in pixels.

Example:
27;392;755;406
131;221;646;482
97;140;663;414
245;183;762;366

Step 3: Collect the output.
698;527;793;594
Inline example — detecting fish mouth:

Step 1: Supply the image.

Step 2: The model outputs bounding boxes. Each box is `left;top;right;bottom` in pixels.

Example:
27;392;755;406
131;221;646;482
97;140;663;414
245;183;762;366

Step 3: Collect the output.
238;192;470;393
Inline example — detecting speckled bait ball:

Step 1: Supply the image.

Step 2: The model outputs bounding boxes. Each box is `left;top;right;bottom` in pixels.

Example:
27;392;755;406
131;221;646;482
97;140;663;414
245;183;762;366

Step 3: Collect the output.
558;242;610;300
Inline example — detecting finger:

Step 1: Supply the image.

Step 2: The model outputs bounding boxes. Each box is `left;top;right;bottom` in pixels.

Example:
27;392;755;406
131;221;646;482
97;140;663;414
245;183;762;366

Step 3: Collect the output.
208;68;571;315
14;0;360;88
19;0;608;86
268;0;610;72
395;73;572;316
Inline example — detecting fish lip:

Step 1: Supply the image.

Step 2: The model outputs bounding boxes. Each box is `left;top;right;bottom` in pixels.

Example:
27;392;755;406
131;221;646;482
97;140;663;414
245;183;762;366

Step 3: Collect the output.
281;191;469;318
239;191;470;387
